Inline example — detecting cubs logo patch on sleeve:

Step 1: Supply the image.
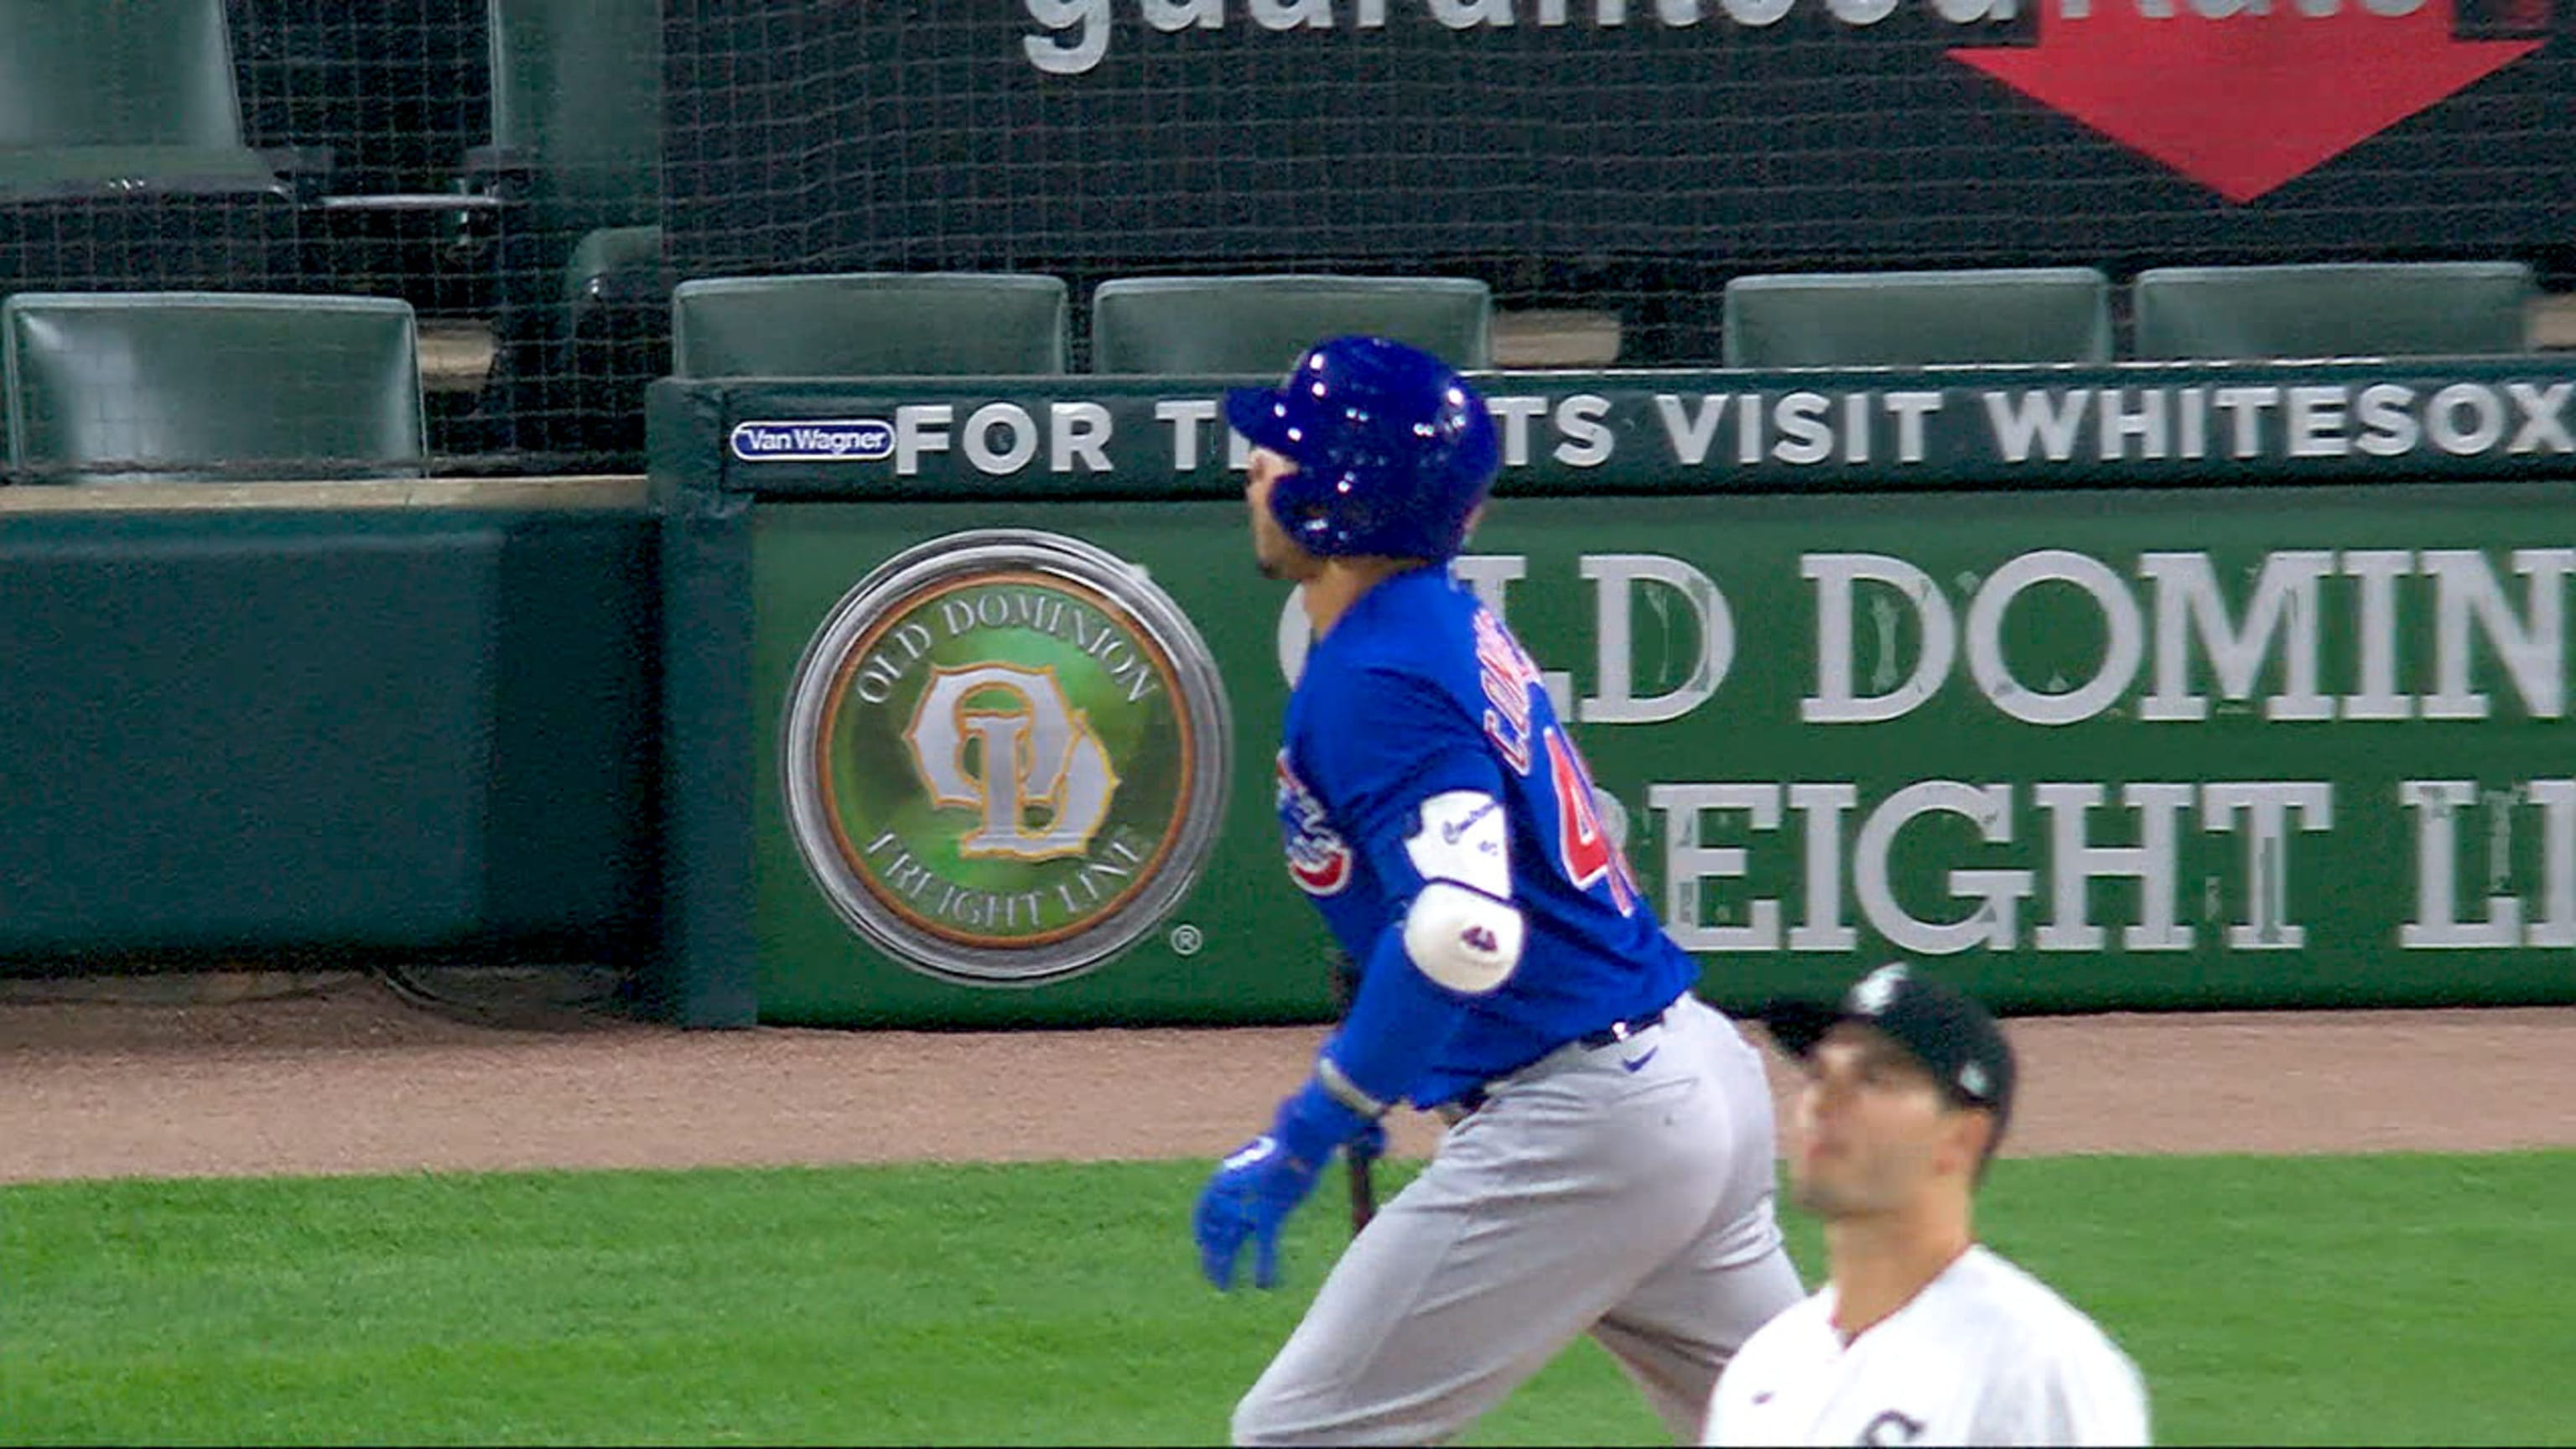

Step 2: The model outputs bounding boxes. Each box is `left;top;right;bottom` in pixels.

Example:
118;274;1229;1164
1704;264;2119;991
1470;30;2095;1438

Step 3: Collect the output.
1275;751;1353;896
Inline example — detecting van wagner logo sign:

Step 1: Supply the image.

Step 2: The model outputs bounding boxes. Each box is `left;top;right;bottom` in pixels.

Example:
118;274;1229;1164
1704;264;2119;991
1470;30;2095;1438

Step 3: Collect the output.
780;529;1232;986
730;418;895;463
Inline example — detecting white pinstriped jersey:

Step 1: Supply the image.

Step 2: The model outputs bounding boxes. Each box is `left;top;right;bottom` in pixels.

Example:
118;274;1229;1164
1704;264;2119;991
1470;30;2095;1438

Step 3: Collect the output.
1702;1244;2150;1447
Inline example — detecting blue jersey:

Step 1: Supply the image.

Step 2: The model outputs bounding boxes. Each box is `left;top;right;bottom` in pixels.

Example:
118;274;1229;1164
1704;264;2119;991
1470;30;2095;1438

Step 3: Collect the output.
1275;564;1697;1109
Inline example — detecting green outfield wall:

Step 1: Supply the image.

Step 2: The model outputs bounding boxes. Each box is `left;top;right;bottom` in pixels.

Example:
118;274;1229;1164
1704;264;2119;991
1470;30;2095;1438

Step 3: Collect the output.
0;480;660;972
4;363;2568;1031
654;361;2576;1027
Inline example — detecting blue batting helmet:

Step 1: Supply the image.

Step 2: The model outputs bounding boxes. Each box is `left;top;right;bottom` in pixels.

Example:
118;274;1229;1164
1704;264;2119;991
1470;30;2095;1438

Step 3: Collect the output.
1223;335;1500;562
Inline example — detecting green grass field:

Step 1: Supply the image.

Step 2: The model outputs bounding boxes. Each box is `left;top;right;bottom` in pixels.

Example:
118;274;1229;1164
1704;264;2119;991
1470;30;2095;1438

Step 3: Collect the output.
3;1150;2569;1446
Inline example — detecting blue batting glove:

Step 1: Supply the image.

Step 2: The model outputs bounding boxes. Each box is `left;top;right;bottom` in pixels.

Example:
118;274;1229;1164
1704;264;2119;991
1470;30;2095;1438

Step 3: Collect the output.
1193;1132;1324;1291
1192;1079;1375;1291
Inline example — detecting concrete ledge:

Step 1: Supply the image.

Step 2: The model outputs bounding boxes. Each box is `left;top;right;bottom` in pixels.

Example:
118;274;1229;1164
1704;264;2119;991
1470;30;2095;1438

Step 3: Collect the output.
1494;308;1623;368
2531;293;2576;351
420;319;498;393
0;474;648;514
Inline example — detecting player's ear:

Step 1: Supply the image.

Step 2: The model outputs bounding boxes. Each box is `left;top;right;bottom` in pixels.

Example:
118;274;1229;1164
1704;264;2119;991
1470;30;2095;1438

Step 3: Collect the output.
1937;1104;1997;1182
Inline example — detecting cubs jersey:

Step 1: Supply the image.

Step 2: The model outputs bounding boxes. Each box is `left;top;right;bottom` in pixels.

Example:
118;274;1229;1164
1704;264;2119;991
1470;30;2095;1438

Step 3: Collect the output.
1275;564;1697;1110
1701;1245;2151;1447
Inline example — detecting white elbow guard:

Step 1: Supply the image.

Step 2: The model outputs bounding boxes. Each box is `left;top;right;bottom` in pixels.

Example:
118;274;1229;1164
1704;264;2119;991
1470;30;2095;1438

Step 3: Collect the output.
1403;880;1524;995
1400;790;1523;994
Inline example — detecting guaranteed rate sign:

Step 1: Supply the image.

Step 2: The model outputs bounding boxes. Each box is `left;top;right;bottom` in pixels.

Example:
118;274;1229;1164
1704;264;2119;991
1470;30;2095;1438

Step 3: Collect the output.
672;3;2569;285
1022;0;2546;201
1946;0;2546;201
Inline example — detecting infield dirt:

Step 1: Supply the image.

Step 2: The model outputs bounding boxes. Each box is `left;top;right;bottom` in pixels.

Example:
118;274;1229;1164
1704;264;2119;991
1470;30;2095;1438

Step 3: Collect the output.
2;971;2569;1183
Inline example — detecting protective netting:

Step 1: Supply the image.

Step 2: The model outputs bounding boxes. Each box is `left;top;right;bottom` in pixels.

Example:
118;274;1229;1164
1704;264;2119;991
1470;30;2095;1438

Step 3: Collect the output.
1;1;2569;479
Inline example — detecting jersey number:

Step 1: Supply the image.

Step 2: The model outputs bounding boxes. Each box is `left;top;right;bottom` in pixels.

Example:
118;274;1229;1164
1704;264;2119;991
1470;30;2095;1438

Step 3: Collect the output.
1545;728;1639;916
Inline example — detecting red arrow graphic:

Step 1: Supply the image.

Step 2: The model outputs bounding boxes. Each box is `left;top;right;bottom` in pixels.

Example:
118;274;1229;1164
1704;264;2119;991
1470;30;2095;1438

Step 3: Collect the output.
1950;2;2543;203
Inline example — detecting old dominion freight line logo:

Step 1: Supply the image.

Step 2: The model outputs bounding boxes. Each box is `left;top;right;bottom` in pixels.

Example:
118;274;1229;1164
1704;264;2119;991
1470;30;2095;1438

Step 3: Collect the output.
781;529;1232;987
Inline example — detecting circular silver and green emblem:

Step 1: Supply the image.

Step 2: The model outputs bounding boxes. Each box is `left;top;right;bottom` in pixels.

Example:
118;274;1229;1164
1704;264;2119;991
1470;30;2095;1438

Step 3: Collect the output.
781;529;1232;986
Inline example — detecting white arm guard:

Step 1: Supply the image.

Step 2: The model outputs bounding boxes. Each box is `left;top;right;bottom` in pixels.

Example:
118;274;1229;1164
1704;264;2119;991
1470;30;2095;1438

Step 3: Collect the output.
1401;790;1524;995
1403;880;1524;995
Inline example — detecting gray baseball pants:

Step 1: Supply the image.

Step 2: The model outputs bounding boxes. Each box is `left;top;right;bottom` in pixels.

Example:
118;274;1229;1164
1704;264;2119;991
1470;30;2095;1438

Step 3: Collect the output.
1231;993;1804;1446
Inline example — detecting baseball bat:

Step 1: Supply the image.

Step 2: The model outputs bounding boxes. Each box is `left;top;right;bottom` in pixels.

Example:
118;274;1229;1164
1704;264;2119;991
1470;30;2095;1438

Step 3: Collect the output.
1327;946;1378;1236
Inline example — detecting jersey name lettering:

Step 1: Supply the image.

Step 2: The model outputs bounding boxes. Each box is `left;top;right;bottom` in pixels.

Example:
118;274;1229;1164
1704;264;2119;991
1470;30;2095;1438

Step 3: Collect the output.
1472;608;1545;776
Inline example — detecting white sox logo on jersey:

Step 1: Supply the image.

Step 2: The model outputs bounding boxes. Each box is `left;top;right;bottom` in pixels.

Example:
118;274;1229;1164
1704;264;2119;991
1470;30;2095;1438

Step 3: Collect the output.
1276;751;1353;896
1861;1409;1926;1445
906;662;1117;860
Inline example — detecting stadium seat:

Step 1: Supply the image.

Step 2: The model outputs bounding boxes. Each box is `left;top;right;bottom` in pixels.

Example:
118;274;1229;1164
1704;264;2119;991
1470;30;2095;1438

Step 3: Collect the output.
0;0;306;297
2130;262;2535;360
466;0;665;461
1721;267;2114;367
672;273;1071;378
1088;275;1493;374
3;293;426;484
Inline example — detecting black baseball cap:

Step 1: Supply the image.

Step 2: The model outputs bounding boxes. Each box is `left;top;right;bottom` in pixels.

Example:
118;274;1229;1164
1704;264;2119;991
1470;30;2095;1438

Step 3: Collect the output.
1759;963;2017;1128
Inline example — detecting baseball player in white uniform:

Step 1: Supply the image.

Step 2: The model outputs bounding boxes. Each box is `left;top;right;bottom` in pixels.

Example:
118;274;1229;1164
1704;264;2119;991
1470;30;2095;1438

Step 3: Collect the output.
1703;963;2151;1447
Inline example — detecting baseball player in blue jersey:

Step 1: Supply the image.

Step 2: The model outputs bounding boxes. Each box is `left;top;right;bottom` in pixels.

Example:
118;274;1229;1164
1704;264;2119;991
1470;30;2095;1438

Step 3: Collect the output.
1191;335;1805;1446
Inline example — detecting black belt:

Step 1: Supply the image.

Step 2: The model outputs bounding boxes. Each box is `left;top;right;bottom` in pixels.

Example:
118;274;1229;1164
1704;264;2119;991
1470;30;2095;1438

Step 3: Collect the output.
1436;1002;1675;1124
1575;1002;1671;1052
